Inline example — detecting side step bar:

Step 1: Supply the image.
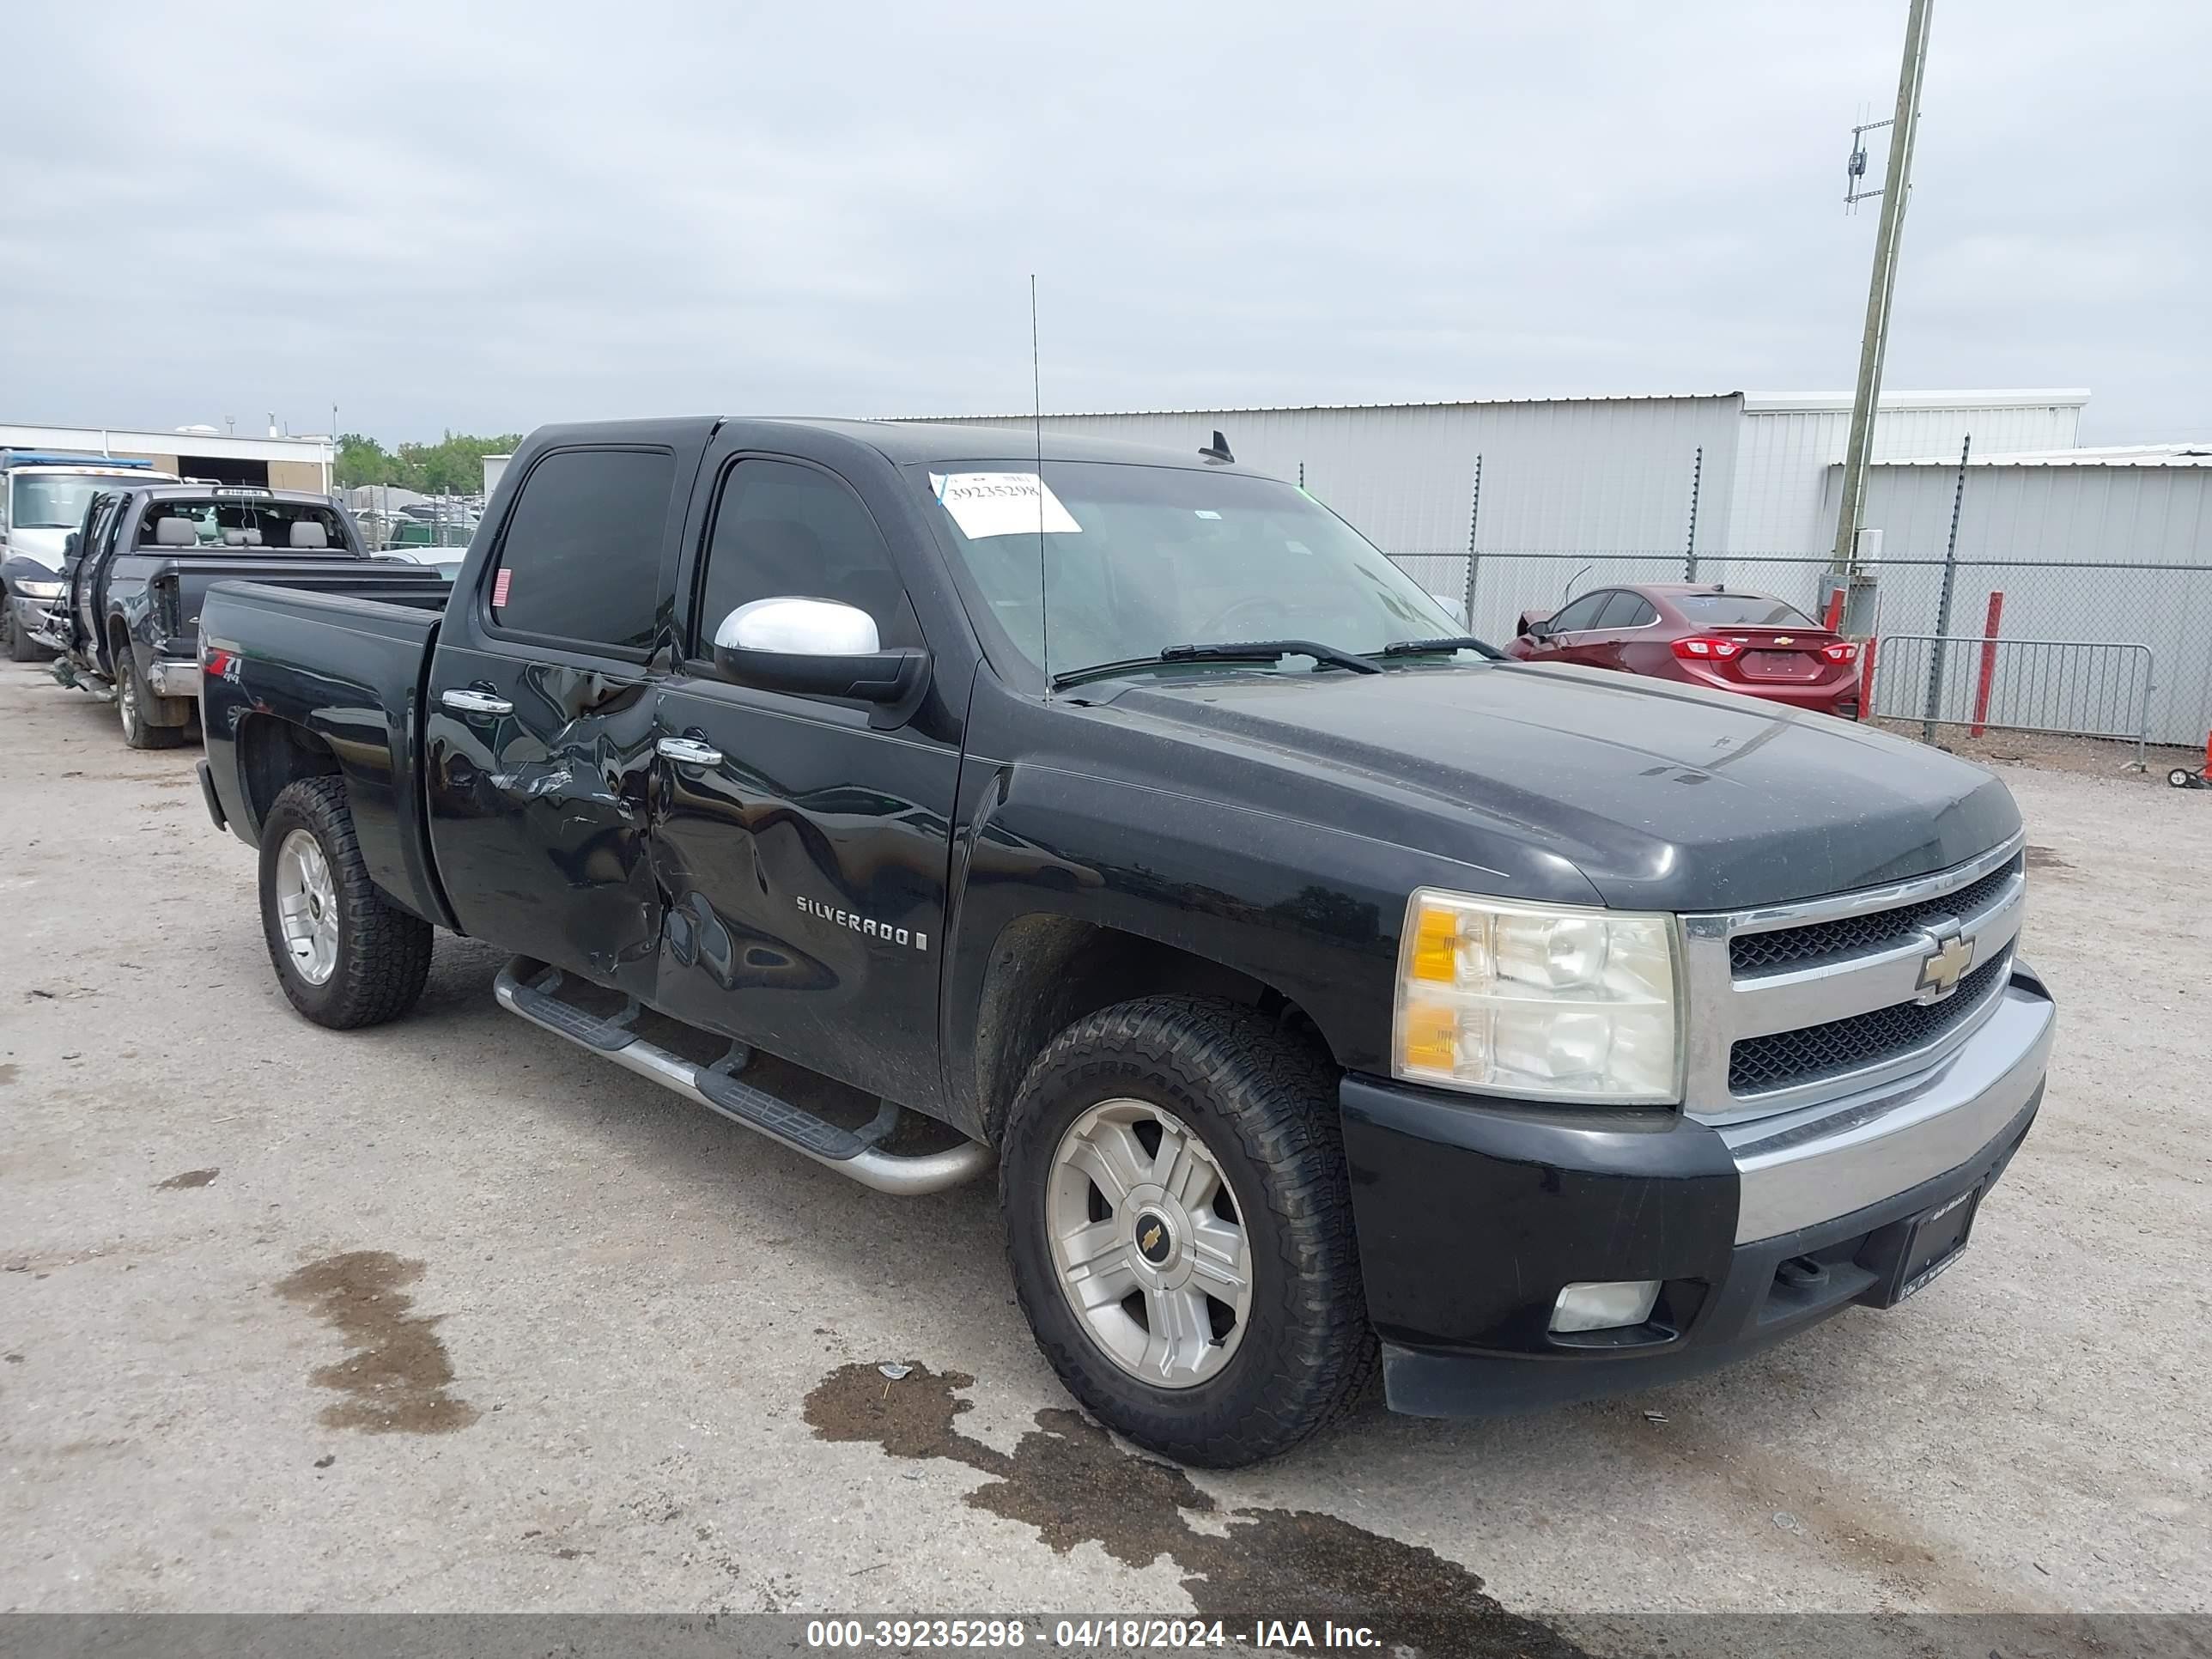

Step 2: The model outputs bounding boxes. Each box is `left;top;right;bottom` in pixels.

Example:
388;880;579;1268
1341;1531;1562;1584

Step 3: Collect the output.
494;958;994;1196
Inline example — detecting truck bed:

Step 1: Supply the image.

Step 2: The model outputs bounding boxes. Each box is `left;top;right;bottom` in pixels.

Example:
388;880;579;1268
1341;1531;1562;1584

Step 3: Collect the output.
164;555;452;635
199;580;450;927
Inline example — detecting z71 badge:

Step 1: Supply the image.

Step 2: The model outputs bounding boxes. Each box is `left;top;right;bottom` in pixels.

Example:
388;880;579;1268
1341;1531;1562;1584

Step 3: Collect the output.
795;895;928;952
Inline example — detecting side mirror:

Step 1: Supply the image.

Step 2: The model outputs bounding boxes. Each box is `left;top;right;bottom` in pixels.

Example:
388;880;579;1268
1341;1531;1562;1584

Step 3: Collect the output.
711;597;927;707
63;533;80;562
1517;611;1551;640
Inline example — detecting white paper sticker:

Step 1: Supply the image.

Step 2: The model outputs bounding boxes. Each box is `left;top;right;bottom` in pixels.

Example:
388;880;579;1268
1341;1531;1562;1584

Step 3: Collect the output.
929;471;1081;540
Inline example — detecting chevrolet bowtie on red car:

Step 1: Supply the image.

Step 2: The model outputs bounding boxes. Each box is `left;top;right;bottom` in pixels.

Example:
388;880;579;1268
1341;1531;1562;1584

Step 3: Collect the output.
1508;582;1863;719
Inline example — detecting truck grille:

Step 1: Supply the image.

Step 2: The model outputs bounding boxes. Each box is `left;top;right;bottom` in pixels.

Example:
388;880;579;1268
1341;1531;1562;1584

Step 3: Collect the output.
1730;856;2022;975
1729;953;2010;1094
1683;837;2028;1121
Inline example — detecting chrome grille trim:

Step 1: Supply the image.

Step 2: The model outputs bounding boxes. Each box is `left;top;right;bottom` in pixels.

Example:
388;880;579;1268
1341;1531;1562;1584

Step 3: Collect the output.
1680;832;2027;1124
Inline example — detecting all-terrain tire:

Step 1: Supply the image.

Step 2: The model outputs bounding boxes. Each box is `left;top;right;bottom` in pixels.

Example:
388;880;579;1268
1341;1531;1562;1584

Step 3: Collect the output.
258;776;434;1029
1000;995;1377;1468
116;652;184;749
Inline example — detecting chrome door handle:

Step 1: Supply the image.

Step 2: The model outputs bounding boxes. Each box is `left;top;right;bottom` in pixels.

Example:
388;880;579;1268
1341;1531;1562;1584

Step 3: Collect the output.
441;688;514;716
657;736;724;768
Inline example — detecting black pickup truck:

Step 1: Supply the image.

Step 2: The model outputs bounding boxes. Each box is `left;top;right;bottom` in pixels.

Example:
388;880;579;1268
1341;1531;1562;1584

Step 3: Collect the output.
40;483;452;749
197;418;2054;1466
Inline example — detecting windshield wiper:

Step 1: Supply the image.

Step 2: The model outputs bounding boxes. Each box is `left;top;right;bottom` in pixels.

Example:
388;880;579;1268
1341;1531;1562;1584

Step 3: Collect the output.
1377;635;1505;661
1051;639;1382;691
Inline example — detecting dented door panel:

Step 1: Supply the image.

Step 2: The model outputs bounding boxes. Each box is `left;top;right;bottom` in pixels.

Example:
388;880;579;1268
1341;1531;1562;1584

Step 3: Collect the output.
424;649;663;995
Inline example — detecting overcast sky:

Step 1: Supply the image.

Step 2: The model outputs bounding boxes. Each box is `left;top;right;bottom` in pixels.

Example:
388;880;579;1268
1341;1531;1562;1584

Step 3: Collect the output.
7;2;2204;446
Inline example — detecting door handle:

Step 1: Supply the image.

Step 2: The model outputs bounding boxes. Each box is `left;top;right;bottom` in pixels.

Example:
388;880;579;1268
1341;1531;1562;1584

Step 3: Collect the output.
657;736;725;768
441;687;514;716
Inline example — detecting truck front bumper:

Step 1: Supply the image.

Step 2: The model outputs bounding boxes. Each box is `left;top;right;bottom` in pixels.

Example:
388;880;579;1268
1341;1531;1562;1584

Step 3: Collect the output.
1340;963;2055;1416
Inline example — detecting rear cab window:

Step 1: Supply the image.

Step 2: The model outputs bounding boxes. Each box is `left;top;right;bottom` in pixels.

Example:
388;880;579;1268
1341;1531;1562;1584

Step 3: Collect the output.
486;447;675;653
137;497;349;553
1675;592;1816;628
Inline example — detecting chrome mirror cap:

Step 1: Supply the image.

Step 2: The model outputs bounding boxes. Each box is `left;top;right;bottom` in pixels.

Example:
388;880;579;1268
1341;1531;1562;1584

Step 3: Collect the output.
717;597;879;657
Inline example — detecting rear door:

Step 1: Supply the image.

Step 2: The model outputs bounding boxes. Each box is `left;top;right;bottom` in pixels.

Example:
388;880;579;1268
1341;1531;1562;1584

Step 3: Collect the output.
648;445;963;1108
1584;589;1658;671
422;441;690;996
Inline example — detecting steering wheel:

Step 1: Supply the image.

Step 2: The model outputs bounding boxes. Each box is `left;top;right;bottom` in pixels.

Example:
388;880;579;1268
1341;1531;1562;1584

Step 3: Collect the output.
1190;594;1293;640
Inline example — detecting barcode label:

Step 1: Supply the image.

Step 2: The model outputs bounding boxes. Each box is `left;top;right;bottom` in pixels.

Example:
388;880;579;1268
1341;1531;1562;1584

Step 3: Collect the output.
492;567;512;610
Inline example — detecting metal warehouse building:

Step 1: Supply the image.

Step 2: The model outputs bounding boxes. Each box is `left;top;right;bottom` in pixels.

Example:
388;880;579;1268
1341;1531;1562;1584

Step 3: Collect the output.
1843;445;2211;745
0;422;334;491
918;388;2086;568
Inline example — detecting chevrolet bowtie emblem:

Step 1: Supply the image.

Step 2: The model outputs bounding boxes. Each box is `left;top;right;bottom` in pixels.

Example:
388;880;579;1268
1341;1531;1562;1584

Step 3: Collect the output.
1140;1224;1163;1253
1915;924;1975;1003
1775;635;1794;644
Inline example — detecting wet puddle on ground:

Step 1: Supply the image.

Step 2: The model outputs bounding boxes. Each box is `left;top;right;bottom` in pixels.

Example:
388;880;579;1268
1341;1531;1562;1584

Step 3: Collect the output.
275;1249;478;1434
804;1363;1584;1658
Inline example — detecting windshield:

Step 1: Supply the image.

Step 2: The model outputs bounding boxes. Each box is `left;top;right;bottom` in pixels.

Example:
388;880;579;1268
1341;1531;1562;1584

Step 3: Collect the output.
10;473;140;531
1674;592;1816;628
920;460;1461;676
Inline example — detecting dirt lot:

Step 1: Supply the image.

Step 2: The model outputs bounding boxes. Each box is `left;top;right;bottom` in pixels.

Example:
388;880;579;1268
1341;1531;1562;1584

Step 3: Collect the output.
2;659;2207;1635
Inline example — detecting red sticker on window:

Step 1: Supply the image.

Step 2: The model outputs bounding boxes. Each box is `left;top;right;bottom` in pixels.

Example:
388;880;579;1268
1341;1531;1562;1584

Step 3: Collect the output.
492;567;512;610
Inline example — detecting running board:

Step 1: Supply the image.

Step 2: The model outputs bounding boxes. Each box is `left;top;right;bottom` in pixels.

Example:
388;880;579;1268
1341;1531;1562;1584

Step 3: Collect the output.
494;959;993;1195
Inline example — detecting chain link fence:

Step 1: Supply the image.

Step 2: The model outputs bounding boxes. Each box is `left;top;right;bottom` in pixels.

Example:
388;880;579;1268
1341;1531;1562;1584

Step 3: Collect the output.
1379;546;2212;753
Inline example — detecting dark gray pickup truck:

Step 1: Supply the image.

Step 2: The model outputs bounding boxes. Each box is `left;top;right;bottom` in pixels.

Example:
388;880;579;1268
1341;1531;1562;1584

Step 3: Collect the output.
195;417;2055;1466
40;483;452;748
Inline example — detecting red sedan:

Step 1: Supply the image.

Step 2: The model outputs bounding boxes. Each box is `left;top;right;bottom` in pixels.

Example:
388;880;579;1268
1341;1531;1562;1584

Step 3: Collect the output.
1505;582;1863;718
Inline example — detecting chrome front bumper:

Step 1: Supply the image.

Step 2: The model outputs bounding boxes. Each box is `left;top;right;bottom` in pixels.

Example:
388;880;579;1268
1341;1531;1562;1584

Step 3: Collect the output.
1719;964;2056;1242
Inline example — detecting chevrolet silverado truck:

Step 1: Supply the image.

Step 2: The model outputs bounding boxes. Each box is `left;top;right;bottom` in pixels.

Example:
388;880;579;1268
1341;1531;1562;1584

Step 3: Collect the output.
195;417;2054;1467
41;482;452;748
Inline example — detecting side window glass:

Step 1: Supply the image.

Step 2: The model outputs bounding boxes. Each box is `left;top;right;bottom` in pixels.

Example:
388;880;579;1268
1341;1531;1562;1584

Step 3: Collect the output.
1594;591;1642;629
1624;596;1659;628
489;448;673;651
696;459;921;658
1550;592;1607;633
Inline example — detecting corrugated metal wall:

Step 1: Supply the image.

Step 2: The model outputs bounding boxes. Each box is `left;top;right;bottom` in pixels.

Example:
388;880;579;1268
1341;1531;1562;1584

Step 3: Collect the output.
1729;400;2084;555
1840;460;2211;743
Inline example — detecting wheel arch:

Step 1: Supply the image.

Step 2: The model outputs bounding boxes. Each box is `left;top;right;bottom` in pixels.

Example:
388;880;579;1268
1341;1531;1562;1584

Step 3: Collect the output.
963;915;1337;1148
235;714;342;838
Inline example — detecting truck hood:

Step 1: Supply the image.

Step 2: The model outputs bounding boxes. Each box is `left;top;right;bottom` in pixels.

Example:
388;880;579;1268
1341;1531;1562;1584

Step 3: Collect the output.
5;528;66;570
1097;663;2020;911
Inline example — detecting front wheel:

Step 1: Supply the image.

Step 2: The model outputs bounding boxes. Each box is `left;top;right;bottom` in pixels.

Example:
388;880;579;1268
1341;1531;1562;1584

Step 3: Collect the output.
258;776;433;1029
1000;996;1376;1468
3;601;48;662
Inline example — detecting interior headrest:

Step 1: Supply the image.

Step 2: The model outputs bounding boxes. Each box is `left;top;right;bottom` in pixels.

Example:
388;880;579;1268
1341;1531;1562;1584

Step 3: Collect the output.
289;520;329;550
153;518;195;546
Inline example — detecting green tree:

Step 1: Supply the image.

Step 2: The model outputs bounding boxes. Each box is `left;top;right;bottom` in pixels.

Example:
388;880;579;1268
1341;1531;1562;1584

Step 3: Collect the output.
335;430;523;495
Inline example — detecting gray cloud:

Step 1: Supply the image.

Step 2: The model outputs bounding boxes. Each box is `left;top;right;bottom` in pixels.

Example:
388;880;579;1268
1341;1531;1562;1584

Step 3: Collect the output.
6;1;2204;444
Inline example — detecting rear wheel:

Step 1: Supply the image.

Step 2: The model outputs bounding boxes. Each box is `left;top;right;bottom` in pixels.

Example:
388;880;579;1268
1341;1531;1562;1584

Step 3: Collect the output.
2172;768;2199;789
117;653;184;750
258;776;433;1029
1000;995;1376;1468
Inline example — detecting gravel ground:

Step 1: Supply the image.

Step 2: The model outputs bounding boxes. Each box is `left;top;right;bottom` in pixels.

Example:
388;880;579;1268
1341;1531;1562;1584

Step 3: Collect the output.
2;659;2207;1635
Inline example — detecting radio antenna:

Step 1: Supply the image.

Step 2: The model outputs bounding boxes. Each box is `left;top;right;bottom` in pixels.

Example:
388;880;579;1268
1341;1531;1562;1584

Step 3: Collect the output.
1031;273;1049;691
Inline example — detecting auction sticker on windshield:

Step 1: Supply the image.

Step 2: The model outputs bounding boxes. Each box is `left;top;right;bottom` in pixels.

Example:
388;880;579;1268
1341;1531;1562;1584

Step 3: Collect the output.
930;472;1081;540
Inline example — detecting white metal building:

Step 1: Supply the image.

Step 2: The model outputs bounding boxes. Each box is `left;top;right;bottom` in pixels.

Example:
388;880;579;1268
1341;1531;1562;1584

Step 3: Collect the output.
0;422;335;493
1834;446;2211;744
915;390;2087;572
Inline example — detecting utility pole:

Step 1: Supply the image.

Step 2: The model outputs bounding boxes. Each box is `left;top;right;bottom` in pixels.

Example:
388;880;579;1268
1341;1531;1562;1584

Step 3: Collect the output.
1829;0;1935;632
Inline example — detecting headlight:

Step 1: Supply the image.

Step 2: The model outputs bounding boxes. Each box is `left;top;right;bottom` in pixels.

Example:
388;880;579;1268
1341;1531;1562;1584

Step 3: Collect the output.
14;579;64;599
1393;889;1682;1103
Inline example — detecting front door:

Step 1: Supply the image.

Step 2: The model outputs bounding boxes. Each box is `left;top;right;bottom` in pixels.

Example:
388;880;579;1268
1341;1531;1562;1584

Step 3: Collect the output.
422;443;683;996
650;453;961;1109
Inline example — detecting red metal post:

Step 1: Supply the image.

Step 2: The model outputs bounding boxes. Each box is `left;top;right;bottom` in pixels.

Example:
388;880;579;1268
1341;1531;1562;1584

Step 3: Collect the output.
1823;588;1846;631
1970;592;2005;737
1856;635;1878;720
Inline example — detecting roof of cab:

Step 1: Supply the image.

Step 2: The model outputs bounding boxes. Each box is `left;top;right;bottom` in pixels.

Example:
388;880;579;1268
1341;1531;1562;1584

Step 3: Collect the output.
517;416;1267;475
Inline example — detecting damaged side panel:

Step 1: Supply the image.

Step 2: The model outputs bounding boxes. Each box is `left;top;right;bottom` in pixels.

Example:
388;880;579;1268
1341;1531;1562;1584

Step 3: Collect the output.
424;652;664;996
